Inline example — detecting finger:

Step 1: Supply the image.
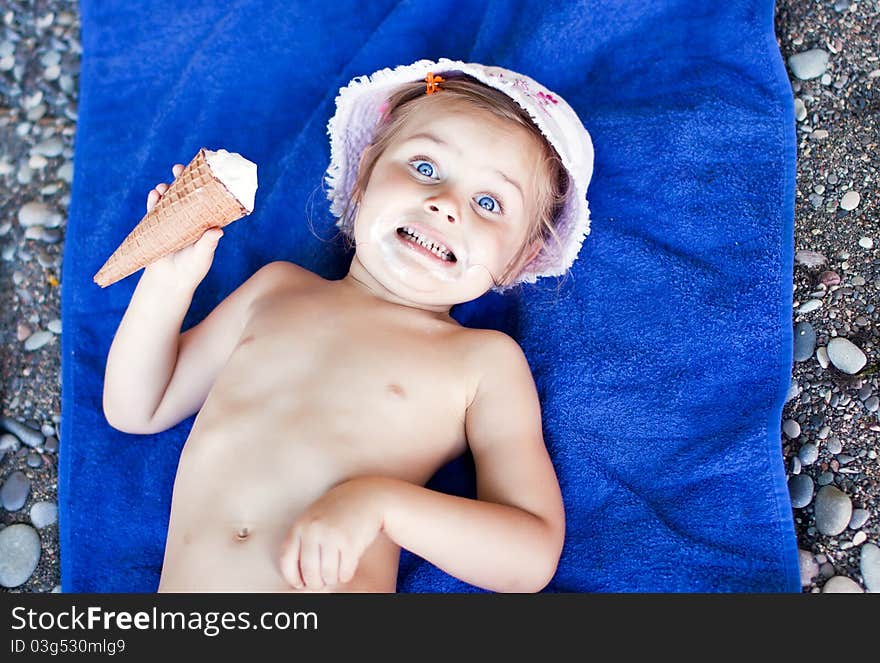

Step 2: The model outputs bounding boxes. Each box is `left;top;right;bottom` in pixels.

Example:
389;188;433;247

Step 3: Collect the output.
172;164;184;177
279;532;304;589
339;547;359;585
156;182;169;195
320;543;340;588
201;227;223;243
300;536;324;589
146;189;158;211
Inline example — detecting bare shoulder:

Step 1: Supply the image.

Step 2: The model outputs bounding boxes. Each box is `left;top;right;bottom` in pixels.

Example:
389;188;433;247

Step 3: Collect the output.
252;260;320;288
454;327;533;406
460;327;528;365
244;260;321;304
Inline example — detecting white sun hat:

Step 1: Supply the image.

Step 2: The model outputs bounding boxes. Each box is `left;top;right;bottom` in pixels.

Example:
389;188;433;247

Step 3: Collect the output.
324;57;595;286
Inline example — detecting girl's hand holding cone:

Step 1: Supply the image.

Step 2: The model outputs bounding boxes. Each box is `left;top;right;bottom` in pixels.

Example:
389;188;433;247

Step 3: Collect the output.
142;163;224;290
93;147;256;288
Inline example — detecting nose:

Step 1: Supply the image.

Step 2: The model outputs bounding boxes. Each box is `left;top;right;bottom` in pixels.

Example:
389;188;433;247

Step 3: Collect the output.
425;193;459;224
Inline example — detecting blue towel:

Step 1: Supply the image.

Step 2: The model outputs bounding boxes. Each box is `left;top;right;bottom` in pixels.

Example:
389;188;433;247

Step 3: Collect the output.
60;0;800;592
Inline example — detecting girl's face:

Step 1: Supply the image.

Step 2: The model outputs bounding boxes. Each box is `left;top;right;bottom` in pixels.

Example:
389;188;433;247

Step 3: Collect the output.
351;104;543;307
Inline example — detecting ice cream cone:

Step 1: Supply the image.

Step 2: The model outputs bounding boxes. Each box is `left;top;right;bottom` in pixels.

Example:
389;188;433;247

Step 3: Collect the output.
93;147;257;287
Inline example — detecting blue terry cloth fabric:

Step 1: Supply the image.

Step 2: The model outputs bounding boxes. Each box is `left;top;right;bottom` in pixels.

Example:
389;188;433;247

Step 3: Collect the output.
60;0;800;592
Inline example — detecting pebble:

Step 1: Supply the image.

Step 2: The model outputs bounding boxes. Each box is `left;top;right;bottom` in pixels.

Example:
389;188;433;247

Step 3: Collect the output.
1;418;44;449
26;451;41;468
858;237;874;249
817;471;835;486
798;443;819;465
814;485;853;536
789;474;814;508
783;419;801;439
816;346;829;368
1;470;31;511
797;299;822;313
851;531;867;546
30;501;57;529
788;49;829;80
819;270;841;286
17;201;60;228
799;549;819;586
0;524;41;588
0;434;19;453
785;378;800;403
24;330;54;351
839;190;860;211
822;575;863;593
861;543;880;592
864;396;879;413
794;250;826;268
826;438;842;455
793;322;816;361
826;337;867;374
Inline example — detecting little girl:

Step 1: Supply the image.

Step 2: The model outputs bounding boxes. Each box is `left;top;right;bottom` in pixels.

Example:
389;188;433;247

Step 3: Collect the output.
103;58;595;592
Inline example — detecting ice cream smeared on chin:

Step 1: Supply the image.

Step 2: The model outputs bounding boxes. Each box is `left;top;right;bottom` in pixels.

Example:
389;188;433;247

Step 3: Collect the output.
205;148;258;212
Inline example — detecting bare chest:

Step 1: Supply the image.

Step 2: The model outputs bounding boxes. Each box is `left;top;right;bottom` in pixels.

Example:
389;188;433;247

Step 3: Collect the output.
188;288;473;486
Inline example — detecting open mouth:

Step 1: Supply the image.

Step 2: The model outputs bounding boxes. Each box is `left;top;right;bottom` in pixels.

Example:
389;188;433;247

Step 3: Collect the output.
396;226;457;263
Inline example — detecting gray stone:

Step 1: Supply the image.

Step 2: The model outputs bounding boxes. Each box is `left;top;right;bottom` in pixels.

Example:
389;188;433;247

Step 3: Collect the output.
798;442;819;466
798;299;822;314
849;508;870;530
0;524;40;588
858;237;874;249
31;137;64;158
826;337;867;374
0;418;43;448
799;549;819;586
788;49;830;80
865;396;879;413
17;201;60;228
1;470;30;511
785;378;800;403
24;330;53;351
814;485;852;535
794;97;807;121
793;322;816;362
788;474;814;508
0;433;19;453
782;419;801;439
817;471;835;486
794;250;826;268
861;543;880;592
839;190;860;211
30;501;57;529
822;575;863;593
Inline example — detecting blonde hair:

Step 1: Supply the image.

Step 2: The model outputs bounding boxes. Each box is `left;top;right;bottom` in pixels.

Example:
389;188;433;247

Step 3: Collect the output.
339;74;569;287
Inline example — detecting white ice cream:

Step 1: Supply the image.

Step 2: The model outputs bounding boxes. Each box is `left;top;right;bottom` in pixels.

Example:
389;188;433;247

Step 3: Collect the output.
204;148;258;212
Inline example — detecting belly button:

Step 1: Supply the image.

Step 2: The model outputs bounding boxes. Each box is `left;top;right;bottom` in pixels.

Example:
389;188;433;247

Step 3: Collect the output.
235;526;251;541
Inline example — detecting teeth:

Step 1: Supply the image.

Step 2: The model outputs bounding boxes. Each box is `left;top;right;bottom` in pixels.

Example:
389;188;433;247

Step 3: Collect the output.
400;227;453;261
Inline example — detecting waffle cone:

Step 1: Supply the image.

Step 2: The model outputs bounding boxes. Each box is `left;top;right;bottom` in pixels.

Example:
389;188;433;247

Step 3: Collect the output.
93;148;252;287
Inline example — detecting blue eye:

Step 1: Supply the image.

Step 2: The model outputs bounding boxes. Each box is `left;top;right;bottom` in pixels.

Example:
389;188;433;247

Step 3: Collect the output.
476;195;501;213
410;159;437;179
